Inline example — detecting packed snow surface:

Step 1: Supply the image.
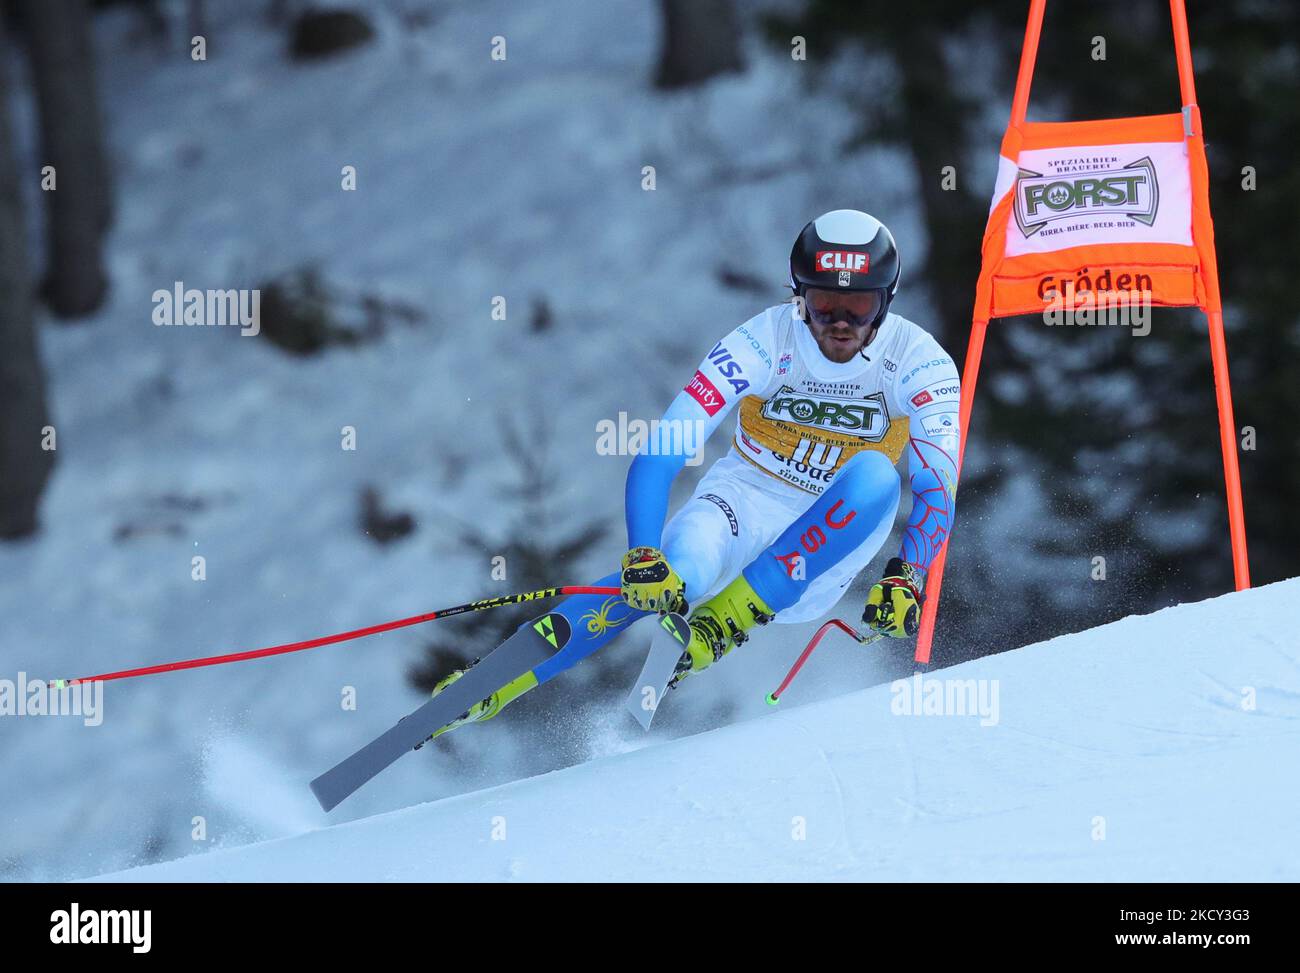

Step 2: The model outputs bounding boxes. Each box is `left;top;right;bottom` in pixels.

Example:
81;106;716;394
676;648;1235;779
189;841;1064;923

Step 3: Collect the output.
96;579;1300;881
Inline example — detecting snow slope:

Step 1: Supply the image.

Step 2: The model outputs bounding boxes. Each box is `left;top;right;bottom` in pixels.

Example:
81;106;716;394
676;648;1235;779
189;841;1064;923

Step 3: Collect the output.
95;578;1300;881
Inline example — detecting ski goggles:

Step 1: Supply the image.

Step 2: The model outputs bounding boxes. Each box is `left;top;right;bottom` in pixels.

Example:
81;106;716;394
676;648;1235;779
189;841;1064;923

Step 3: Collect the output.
803;287;884;328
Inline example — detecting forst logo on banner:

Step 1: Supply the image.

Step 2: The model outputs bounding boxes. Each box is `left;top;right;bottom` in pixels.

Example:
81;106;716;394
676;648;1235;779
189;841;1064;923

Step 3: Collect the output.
1014;156;1159;237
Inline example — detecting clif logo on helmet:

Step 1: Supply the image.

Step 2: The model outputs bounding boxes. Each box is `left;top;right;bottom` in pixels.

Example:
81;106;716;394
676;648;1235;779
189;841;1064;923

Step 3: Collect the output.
789;209;901;333
815;251;870;274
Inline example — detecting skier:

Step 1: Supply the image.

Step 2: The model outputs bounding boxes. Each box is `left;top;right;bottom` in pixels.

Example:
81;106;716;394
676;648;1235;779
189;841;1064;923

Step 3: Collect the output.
428;210;960;738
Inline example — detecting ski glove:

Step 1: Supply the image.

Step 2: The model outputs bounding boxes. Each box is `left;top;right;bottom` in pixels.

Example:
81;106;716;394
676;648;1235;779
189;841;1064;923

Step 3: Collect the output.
863;557;922;638
620;546;686;615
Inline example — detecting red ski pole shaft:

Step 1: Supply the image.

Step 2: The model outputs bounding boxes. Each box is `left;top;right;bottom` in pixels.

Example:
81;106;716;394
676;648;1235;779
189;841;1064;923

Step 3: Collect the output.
58;585;620;687
766;618;880;705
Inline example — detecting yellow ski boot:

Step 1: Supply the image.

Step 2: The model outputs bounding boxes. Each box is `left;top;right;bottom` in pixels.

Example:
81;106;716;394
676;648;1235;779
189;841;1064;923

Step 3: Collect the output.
669;574;774;689
420;665;538;744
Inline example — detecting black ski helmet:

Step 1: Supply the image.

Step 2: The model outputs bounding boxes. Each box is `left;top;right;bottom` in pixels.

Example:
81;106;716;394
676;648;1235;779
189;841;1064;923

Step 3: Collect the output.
789;209;901;331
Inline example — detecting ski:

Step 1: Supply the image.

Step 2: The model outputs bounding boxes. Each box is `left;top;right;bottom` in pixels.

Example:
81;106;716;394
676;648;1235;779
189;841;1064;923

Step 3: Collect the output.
309;611;573;812
625;612;692;731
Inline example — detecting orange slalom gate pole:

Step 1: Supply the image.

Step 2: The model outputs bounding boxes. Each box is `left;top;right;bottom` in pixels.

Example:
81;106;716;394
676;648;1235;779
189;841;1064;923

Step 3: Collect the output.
1171;0;1250;587
915;318;990;665
1009;0;1047;126
1170;0;1199;106
914;2;1046;666
1206;308;1251;589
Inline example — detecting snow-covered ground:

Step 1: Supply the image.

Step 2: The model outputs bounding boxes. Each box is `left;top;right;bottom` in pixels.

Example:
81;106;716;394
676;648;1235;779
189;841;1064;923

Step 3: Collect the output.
1;1;930;880
95;578;1300;881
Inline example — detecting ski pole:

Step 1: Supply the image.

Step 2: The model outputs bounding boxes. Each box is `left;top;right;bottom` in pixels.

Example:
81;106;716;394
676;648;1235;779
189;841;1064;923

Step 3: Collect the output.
765;618;882;705
57;585;620;687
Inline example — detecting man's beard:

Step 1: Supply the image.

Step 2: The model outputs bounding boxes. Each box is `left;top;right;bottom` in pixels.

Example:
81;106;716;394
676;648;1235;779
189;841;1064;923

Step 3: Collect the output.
813;327;867;363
